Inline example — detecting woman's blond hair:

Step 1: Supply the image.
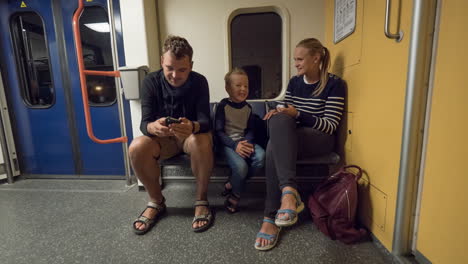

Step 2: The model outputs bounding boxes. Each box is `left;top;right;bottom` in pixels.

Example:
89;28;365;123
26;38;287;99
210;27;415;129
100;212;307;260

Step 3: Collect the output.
296;38;330;97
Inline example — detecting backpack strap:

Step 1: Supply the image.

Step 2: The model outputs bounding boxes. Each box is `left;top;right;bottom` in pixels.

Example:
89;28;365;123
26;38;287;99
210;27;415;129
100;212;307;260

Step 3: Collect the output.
343;165;363;181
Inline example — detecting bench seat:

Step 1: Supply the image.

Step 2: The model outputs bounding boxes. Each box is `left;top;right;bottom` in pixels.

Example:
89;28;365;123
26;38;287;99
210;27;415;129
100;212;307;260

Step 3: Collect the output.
156;151;340;191
160;151;340;167
138;100;341;190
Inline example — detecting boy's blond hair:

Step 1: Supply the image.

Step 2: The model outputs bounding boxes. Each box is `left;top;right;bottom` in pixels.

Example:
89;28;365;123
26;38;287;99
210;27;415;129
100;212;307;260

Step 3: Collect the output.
224;67;247;87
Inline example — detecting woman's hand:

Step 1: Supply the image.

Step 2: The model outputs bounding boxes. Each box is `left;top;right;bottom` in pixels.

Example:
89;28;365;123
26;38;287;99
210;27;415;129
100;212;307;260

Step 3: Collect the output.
278;104;298;118
169;117;193;140
235;140;254;158
263;110;279;120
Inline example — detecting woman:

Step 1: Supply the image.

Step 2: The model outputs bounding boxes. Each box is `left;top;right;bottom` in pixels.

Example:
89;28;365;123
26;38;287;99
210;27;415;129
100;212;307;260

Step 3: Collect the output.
254;38;345;250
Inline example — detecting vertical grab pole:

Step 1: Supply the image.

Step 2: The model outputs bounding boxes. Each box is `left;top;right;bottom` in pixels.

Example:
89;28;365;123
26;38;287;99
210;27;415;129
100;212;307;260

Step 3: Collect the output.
107;0;134;185
392;0;437;258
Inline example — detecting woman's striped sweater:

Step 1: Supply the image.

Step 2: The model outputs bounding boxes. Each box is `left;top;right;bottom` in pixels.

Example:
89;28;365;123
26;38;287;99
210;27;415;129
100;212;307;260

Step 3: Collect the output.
284;74;345;135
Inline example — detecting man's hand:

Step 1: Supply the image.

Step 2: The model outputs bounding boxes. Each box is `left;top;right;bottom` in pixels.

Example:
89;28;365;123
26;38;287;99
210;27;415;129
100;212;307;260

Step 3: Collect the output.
235;140;254;158
147;117;173;137
277;104;298;118
263;109;279;120
169;117;193;140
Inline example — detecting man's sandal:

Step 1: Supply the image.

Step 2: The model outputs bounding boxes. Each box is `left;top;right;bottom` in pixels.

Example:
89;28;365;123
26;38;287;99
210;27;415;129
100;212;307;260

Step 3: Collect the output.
254;218;282;251
224;193;240;214
275;190;305;227
192;200;214;232
133;197;166;235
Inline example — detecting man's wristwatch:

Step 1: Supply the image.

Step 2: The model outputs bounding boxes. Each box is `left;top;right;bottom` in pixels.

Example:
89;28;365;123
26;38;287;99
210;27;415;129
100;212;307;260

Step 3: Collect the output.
191;121;196;133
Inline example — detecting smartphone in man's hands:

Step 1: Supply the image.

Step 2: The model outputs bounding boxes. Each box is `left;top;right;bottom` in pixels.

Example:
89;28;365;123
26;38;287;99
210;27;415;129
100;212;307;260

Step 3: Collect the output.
165;117;182;126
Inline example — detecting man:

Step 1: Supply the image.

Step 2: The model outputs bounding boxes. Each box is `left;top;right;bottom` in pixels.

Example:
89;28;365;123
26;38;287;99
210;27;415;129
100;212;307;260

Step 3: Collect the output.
129;35;213;234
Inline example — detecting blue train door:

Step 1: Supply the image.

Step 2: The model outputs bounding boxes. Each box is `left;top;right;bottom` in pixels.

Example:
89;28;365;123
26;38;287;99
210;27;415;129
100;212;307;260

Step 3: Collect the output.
0;0;133;178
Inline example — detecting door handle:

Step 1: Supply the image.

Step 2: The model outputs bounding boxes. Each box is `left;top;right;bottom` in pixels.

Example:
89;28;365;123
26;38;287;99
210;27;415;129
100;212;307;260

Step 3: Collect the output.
385;0;404;42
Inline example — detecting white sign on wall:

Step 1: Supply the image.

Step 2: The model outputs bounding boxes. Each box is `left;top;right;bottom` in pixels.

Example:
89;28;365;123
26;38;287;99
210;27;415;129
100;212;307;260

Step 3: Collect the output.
334;0;356;43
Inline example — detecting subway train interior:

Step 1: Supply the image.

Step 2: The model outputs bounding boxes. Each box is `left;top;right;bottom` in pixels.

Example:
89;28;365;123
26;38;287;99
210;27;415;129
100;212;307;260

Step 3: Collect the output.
0;0;465;263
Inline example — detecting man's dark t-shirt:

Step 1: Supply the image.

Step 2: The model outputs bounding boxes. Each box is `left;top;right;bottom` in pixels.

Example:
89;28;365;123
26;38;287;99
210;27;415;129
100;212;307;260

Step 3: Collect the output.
139;69;211;136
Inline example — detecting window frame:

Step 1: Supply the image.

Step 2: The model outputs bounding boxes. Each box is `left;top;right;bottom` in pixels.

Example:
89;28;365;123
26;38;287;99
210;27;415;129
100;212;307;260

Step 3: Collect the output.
226;6;290;101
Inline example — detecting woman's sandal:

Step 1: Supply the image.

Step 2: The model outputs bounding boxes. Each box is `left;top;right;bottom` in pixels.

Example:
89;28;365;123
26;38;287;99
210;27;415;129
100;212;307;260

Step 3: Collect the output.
221;180;232;196
254;218;282;251
275;190;305;227
224;193;240;214
192;200;214;233
133;197;166;235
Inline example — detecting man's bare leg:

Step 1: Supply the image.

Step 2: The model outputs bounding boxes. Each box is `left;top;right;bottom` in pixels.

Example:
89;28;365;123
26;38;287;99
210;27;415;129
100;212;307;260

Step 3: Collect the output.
183;133;213;229
129;136;164;230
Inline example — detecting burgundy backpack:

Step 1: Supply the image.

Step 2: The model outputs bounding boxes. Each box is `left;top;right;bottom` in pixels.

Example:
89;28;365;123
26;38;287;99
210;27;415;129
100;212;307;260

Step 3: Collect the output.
308;165;368;244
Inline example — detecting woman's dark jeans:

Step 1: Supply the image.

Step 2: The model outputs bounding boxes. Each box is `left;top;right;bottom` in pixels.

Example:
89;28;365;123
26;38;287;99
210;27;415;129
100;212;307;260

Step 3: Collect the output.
264;113;334;218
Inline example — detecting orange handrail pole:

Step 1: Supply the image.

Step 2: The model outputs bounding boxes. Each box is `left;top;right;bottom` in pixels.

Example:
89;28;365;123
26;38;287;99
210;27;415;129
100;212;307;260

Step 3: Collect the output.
83;70;121;77
72;0;127;144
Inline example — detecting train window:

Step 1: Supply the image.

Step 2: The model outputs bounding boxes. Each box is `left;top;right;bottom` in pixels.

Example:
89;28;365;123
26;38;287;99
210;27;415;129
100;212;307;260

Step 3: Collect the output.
10;12;55;107
79;6;116;106
230;12;282;99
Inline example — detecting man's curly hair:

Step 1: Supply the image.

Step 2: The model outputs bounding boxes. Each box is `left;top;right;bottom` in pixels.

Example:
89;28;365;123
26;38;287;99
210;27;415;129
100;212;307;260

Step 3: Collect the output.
162;35;193;61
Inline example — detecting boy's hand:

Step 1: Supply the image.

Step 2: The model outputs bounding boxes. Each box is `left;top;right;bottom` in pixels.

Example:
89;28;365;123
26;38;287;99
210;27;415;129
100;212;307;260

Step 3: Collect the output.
169;117;193;140
148;118;173;137
263;109;279;120
236;140;254;158
277;104;298;118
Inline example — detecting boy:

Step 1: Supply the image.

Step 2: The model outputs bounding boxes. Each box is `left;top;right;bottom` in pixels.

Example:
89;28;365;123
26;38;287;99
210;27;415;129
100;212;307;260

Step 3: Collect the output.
214;68;265;213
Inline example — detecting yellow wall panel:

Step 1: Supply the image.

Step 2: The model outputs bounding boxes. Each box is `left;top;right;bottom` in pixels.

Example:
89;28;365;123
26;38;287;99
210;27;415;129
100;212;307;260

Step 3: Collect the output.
325;0;414;249
358;179;388;232
417;1;468;262
328;0;364;70
345;112;353;152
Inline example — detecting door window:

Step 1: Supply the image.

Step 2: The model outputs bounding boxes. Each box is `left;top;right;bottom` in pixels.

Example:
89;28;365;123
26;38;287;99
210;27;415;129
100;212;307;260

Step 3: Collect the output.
79;6;116;106
10;12;54;107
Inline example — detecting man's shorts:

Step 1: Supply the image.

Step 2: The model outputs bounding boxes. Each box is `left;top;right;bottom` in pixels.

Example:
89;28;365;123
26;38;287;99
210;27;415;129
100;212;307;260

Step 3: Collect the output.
152;136;184;160
150;132;212;160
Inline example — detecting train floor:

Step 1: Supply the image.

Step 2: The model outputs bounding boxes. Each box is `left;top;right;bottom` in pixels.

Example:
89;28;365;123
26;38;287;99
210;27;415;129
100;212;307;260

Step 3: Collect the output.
0;178;396;264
